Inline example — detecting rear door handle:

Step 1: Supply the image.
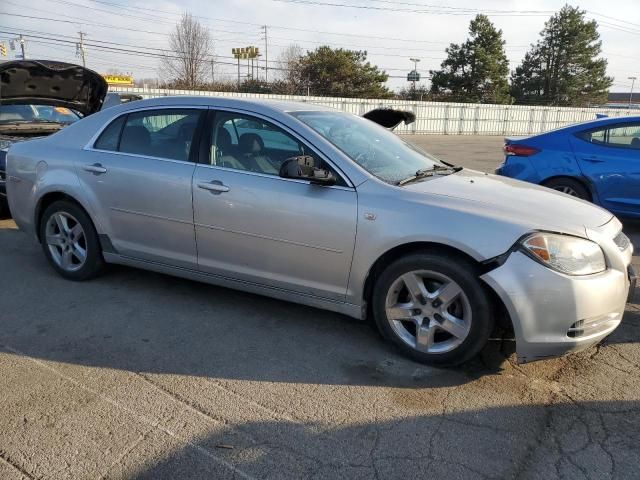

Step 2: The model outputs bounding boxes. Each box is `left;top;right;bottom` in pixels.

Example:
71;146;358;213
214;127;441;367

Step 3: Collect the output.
197;181;230;193
83;163;107;174
581;156;604;163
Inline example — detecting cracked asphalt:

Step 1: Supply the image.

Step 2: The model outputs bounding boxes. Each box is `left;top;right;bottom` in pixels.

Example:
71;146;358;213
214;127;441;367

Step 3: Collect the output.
1;135;639;479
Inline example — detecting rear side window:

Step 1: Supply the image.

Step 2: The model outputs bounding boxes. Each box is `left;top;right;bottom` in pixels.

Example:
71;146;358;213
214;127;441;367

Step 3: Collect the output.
578;122;640;150
94;109;202;161
94;115;125;151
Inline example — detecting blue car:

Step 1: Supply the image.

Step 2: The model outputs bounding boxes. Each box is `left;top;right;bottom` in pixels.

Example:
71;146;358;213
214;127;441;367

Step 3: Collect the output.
496;116;640;218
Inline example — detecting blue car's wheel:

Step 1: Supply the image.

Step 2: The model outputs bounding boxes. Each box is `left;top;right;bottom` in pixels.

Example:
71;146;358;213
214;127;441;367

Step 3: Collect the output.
543;178;591;201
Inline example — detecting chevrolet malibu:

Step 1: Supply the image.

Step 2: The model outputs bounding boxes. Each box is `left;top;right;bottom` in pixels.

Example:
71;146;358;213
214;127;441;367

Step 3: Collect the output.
6;96;636;365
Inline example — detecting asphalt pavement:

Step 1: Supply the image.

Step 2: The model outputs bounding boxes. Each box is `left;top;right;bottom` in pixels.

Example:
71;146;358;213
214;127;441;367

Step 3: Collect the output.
1;135;639;480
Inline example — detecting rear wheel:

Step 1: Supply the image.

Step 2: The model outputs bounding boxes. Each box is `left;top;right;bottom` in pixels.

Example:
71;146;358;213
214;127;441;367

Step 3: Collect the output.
543;178;590;201
39;200;104;280
372;252;493;366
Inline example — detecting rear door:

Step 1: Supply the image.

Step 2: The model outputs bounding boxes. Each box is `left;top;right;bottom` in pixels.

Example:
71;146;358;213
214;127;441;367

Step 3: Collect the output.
79;107;204;268
192;109;358;301
570;121;640;215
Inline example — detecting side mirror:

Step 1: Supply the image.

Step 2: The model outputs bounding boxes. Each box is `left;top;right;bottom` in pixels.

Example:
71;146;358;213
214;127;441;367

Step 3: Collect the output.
279;155;336;186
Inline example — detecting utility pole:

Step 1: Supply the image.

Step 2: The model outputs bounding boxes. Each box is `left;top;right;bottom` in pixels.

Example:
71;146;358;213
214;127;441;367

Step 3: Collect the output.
19;34;26;59
257;54;262;81
211;58;215;85
77;31;86;67
629;76;637;108
261;25;268;82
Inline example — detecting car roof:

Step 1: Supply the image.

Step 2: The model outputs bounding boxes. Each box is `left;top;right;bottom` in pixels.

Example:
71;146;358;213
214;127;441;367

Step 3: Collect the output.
112;95;335;116
565;115;640;130
511;114;640;141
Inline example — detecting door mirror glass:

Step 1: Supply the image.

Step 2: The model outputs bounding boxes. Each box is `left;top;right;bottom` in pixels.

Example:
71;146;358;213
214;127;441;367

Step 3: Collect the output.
279;156;336;186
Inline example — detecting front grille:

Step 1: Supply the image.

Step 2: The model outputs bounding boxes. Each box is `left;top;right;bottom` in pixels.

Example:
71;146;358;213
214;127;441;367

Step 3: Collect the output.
613;231;631;251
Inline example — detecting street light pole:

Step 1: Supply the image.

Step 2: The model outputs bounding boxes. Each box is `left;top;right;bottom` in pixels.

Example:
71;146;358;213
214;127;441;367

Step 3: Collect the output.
629;76;637;109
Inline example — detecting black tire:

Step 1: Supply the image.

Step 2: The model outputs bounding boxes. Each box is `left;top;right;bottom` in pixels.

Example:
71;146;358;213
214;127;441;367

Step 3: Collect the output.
372;252;493;366
39;200;104;280
0;197;9;219
543;178;591;201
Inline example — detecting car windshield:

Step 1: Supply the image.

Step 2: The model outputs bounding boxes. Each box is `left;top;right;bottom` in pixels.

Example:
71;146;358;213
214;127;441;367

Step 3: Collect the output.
0;104;81;125
292;110;445;184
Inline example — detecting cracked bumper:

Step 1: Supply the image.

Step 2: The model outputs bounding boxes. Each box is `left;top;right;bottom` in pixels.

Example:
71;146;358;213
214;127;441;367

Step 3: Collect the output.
481;250;630;363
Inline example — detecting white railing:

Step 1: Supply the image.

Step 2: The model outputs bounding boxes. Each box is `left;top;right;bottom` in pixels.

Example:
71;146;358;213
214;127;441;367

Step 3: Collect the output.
109;86;637;136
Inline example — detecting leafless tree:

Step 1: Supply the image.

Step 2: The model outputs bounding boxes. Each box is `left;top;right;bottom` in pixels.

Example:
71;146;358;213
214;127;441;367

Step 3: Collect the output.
276;44;303;91
162;13;212;88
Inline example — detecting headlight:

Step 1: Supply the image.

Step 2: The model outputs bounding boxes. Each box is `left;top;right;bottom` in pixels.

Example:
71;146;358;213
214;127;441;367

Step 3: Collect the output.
521;232;606;275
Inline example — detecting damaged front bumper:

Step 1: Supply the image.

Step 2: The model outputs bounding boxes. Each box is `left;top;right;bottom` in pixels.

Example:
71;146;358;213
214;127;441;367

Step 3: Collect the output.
480;220;633;363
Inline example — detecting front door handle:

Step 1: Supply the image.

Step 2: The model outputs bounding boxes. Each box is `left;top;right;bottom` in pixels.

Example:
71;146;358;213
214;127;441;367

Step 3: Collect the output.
197;181;230;194
83;163;107;174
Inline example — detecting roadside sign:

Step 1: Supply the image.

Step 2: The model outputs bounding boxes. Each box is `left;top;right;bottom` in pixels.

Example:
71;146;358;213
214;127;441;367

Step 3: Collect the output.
407;70;420;82
102;74;134;86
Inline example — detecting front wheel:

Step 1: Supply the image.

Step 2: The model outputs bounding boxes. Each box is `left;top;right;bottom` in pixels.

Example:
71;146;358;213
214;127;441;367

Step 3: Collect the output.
0;197;9;219
372;252;493;366
39;200;104;280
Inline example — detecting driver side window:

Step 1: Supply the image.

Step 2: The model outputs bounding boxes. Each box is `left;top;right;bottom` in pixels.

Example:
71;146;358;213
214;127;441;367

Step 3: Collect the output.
208;112;345;185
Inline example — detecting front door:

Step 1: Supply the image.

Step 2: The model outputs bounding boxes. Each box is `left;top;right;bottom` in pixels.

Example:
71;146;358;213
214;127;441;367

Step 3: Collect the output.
192;110;357;301
570;121;640;215
78;107;203;268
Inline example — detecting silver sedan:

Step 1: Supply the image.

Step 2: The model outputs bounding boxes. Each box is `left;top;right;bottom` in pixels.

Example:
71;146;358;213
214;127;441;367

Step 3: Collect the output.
6;96;636;365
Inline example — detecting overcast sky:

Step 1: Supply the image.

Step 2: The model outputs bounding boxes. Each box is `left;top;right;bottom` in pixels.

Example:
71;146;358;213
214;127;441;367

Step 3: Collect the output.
1;0;638;93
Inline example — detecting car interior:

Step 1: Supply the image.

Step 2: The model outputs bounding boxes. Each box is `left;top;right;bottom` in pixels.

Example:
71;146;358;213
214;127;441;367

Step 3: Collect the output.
209;116;311;176
118;112;199;161
583;125;640;149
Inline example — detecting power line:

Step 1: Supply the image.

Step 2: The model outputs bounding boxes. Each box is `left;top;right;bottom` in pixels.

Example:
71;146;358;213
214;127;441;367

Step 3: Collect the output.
588;11;640;30
270;0;555;16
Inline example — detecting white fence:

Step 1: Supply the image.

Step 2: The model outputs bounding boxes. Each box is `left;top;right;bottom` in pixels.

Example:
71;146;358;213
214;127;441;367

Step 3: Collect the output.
110;86;637;136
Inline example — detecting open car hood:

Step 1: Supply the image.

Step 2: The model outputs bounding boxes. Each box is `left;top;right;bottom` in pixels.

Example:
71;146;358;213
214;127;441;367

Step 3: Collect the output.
362;108;416;130
0;60;108;116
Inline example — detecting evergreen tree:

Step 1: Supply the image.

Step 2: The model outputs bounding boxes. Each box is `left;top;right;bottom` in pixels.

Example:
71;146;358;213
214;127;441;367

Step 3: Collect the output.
430;15;510;104
511;5;612;106
295;46;392;98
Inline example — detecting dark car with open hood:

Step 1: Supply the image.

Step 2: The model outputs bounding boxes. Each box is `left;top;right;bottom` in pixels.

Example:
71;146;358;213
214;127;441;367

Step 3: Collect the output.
0;60;108;216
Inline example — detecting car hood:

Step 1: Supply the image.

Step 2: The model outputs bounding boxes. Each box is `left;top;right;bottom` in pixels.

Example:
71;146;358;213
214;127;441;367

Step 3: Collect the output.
0;60;108;116
404;169;613;234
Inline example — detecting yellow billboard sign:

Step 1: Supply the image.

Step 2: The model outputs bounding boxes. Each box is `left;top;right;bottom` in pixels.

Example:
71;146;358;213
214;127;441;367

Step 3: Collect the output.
232;46;259;59
102;74;134;86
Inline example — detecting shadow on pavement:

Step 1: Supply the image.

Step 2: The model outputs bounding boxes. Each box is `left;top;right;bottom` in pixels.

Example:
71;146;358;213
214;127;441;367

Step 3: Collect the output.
122;400;640;480
0;224;516;389
0;219;637;389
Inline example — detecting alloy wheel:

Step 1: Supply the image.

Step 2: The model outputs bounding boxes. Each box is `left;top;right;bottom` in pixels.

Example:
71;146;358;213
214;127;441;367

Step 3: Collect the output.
553;185;578;197
45;212;88;272
384;270;472;354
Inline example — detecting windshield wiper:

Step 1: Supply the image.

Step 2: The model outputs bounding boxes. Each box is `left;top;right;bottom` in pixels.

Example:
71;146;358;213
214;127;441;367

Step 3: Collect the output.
397;165;462;186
